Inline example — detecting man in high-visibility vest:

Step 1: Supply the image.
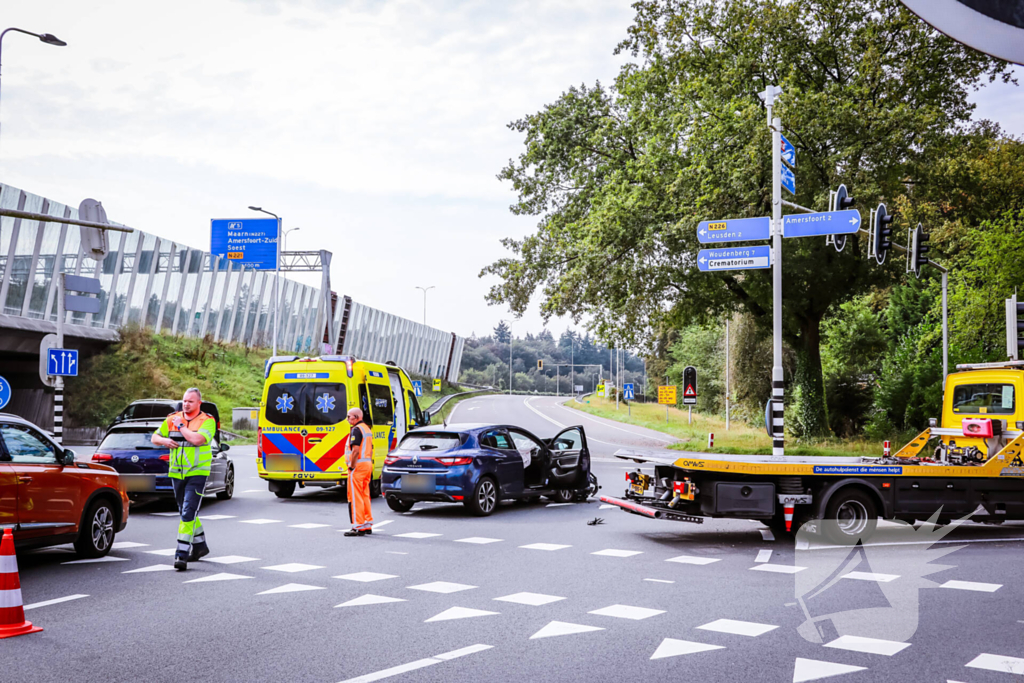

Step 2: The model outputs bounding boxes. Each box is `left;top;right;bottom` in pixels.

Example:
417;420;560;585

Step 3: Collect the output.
344;407;374;537
151;387;216;570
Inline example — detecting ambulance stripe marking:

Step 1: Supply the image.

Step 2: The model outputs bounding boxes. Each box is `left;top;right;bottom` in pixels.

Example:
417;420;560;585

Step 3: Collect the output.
264;434;302;455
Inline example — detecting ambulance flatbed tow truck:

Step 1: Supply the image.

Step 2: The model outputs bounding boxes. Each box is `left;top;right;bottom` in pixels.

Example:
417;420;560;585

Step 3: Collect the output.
600;361;1024;544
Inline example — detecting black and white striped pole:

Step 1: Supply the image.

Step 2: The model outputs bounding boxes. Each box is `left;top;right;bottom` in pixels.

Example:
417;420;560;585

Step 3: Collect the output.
54;273;65;446
765;84;785;458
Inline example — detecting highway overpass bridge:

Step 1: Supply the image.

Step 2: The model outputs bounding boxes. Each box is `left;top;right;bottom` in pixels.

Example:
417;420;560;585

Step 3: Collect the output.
0;183;465;430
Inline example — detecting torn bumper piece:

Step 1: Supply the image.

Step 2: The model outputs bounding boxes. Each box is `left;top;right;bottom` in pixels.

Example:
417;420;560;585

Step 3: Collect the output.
599;495;704;524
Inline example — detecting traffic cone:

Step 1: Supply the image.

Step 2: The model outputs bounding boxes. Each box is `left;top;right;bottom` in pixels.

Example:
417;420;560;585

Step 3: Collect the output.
0;528;43;639
784;504;795;533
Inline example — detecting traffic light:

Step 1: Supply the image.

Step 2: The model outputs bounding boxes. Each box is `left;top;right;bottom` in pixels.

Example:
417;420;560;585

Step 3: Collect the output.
873;203;894;265
909;223;929;277
831;184;855;252
537;359;543;370
1006;295;1024;360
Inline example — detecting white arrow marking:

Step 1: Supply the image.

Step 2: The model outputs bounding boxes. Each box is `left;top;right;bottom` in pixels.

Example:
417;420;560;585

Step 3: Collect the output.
698;257;706;264
699;229;706;236
61;351;67;373
849;216;859;226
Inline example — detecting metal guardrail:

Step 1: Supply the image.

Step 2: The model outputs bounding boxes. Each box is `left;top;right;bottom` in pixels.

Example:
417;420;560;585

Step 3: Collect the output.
424;388;493;419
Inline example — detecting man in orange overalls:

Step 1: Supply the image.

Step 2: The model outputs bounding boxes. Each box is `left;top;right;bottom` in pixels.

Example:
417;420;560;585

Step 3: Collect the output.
344;407;374;537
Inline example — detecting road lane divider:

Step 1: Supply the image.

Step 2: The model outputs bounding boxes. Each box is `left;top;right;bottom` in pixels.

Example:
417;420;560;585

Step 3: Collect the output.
338;643;493;683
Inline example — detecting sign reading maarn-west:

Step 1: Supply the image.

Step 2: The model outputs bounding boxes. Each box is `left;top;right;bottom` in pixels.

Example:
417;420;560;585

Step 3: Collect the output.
697;246;771;272
697;216;771;244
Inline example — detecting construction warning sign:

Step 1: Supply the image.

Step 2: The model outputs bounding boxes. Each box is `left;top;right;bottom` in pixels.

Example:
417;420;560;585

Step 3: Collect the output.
658;386;677;405
682;366;697;405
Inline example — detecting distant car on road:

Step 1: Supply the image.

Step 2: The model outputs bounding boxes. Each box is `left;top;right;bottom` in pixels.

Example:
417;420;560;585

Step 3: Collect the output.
93;420;234;501
0;413;130;557
381;423;598;516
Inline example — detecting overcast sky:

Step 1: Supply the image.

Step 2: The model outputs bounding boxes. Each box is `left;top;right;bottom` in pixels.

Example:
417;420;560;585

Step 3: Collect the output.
2;1;1021;342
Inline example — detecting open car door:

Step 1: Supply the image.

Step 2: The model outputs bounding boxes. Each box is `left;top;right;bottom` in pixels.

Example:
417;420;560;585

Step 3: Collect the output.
546;426;590;488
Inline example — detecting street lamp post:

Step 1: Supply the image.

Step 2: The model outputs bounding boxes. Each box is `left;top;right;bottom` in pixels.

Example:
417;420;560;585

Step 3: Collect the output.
500;319;515;395
0;28;66;157
415;286;435;326
282;226;300;252
249;206;281;356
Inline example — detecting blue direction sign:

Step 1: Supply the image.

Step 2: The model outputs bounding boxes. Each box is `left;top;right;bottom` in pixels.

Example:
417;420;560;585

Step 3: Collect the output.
412;380;423;397
47;349;79;377
0;375;9;410
210;218;279;270
780;134;795;167
697;216;771;244
781;164;796;195
783;209;862;238
623;383;634;400
698;246;771;272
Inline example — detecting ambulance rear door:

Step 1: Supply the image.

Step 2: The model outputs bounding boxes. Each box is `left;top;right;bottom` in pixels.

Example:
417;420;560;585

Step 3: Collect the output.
388;369;408;446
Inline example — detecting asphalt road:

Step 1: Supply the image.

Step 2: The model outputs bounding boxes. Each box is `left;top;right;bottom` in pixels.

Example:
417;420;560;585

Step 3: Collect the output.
7;395;1024;682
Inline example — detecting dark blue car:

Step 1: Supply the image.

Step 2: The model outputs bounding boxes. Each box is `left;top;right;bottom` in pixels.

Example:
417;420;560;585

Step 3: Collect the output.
381;423;598;516
92;420;234;501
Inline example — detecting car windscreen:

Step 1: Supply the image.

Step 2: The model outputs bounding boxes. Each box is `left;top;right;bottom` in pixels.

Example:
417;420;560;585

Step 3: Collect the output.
264;383;348;426
397;433;462;452
952;383;1015;414
100;430;162;450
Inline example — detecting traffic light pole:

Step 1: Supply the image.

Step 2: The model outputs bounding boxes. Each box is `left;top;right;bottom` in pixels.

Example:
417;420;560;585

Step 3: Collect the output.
766;86;785;458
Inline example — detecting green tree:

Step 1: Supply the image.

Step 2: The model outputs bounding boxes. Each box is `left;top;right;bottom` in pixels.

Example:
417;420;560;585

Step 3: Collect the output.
493;320;512;344
482;0;1009;436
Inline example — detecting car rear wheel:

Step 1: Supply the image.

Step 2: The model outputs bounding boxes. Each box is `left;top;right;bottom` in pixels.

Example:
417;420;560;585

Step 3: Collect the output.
216;465;235;500
74;499;116;558
273;481;296;499
386;497;414;512
466;477;498;516
822;489;878;545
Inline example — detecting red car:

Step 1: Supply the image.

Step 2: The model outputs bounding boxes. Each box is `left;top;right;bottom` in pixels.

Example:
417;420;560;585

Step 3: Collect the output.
0;413;129;557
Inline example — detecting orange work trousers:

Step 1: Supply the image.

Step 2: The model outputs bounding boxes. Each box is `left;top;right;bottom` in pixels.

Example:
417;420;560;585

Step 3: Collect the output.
348;461;373;530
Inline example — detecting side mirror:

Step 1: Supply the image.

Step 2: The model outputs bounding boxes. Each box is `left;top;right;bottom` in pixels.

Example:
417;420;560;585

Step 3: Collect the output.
62;449;77;465
220;443;231;452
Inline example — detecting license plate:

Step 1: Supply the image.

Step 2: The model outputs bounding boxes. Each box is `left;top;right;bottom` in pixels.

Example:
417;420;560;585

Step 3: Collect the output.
402;474;435;493
631;482;647;496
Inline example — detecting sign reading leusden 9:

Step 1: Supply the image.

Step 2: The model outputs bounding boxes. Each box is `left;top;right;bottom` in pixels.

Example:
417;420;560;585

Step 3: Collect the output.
657;386;677;405
210;218;279;270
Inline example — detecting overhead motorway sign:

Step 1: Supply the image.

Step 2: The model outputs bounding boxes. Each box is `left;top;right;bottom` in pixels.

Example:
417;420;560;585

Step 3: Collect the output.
412;380;422;397
783;210;862;238
623;383;634;400
780;134;795;167
697;217;771;244
0;375;10;410
210;218;279;270
698;246;771;272
47;349;79;377
781;164;796;195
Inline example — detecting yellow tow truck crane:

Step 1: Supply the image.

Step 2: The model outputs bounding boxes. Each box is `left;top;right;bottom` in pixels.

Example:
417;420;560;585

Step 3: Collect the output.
601;359;1024;544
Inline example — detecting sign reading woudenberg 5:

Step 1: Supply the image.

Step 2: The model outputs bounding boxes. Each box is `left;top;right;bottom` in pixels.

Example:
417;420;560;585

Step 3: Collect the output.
210;218;279;270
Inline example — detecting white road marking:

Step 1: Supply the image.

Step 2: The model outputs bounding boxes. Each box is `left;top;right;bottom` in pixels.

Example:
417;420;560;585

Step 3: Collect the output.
110;541;149;549
519;543;571;551
697;619;778;637
941;580;1002;592
755;549;772;563
842;571;899;583
408;581;477;594
522;397;619;446
825;635;911;656
805;535;1024;551
257;583;325;595
200;515;237;520
144;548;177;556
598;504;616;510
337;644;492;683
454;537;503;544
592;549;643;558
589;604;665;620
529;621;604;639
385;551;408;555
760;529;776;542
150;512;180;517
123;564;176;573
967;653;1024;674
334;572;398;583
394;532;441;539
241;489;265;493
336;594;407;607
289;523;331;529
793;658;866;682
61;556;128;565
183;572;253;583
238;518;282;525
374;520;394;527
643;578;675;584
750;564;806;574
425;606;499;623
23;594;88;610
206;555;260;565
545;503;572;507
553;401;676;443
650;638;724;660
493;592;565;606
261;562;326;573
666;555;720;566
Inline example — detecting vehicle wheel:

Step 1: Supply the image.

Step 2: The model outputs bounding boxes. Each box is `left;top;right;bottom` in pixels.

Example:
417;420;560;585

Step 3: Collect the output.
821;489;878;545
386;497;414;513
551;488;574;504
74;499;116;558
216;465;235;500
370;477;381;499
273;481;296;499
466;477;498;516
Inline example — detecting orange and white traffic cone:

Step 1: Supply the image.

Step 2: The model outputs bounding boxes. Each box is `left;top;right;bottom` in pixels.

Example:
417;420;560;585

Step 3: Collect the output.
0;528;43;639
784;504;795;533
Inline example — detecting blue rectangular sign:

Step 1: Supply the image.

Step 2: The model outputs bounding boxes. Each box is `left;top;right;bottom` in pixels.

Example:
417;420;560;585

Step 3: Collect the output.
412;380;423;397
697;216;771;244
210;218;279;270
47;348;78;377
781;164;796;195
812;465;903;475
623;383;634;400
780;134;795;167
783;210;862;238
698;246;771;272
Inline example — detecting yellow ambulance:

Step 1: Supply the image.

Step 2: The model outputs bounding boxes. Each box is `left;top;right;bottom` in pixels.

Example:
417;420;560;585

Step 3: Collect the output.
256;355;427;498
